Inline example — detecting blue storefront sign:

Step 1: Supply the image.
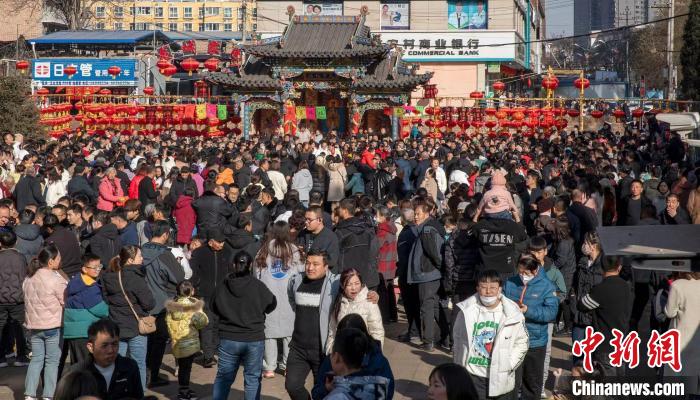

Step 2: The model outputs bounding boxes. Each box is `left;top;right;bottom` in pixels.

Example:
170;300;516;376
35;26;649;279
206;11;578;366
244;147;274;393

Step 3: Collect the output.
31;58;138;87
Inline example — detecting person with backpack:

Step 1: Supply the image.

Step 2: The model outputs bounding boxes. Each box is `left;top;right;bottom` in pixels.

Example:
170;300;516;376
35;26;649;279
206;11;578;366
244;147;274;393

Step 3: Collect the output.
334;198;380;290
408;199;446;352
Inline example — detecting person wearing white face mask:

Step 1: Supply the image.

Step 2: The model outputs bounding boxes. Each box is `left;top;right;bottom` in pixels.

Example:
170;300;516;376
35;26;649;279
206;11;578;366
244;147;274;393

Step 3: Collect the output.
453;270;529;400
504;255;559;400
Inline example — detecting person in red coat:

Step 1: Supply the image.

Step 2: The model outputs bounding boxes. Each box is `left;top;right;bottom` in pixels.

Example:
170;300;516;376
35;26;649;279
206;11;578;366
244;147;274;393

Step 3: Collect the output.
173;187;197;245
375;205;398;322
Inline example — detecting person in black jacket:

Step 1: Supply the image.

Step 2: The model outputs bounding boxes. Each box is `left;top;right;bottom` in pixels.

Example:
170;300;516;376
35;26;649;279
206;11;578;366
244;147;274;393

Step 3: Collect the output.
226;213;262;259
617;180;652;226
138;165;159;213
334;198;380;290
167;166;198;208
443;206;479;307
211;251;276;400
190;228;236;367
0;230;29;366
85;211;121;268
13;167;45;212
66;319;144;400
659;193;691;225
192;180;234;239
100;245;155;393
43;214;83;279
67;164;98;203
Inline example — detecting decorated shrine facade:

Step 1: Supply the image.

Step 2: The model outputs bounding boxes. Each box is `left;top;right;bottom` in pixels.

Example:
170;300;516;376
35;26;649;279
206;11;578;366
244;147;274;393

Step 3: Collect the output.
207;9;432;138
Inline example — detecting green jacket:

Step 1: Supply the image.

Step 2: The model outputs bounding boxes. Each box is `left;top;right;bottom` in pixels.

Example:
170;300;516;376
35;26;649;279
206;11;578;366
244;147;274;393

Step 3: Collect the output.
63;302;110;339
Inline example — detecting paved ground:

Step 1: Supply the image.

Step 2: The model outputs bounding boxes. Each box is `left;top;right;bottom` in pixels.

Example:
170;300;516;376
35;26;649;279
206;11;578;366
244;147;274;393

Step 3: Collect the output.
0;310;572;400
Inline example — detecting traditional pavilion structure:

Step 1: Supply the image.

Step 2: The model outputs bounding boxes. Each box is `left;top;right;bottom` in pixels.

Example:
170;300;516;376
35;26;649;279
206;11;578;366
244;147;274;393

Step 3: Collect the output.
207;7;432;138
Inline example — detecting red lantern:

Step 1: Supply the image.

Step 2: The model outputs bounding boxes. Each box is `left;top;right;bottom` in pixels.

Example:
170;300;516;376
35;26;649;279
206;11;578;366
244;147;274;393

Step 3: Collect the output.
574;78;590;90
541;76;559;90
612;109;626;120
204;57;219;72
495;111;507;120
590;110;604;119
492;81;506;93
143;87;155;96
64;65;77;79
230;48;242;67
567;109;580;118
15;60;29;74
512;111;525;121
99;88;112;95
162;65;177;79
632;108;644;118
469;91;484;99
555;119;568;129
484;108;497;116
180;57;200;76
104;106;115;116
157;59;171;73
458;120;470;129
36;88;50;96
107;66;121;79
485;120;497;129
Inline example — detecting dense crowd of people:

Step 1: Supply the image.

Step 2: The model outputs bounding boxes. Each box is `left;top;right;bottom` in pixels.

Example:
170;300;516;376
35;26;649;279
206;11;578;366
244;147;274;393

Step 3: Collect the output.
0;117;698;400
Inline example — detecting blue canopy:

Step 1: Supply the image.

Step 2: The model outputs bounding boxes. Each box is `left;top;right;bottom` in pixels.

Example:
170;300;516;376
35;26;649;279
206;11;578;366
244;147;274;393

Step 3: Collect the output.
30;30;171;45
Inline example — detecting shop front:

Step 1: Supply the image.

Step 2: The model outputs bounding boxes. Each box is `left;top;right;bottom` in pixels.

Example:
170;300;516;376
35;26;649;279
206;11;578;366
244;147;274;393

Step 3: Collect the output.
30;58;140;96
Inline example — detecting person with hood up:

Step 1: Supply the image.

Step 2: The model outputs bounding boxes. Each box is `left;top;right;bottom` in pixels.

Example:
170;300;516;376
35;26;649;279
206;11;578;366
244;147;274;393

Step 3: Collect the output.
166;280;209;400
504;255;558;400
334;198;380;289
173;187;197;246
473;171;520;222
375;205;398;322
323;328;390;400
85;211;122;268
211;251;276;400
453;270;529;400
292;160;314;207
327;156;347;203
190;228;235;367
141;220;186;387
14;209;43;263
227;213;262;259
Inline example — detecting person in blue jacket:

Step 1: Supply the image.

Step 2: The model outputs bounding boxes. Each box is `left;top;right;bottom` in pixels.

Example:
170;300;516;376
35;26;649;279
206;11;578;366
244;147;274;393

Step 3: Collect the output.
311;313;394;400
504;254;558;400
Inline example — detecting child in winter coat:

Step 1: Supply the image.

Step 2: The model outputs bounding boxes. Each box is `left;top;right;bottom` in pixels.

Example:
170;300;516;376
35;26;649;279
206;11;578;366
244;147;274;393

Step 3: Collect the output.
166;280;209;400
473;171;521;222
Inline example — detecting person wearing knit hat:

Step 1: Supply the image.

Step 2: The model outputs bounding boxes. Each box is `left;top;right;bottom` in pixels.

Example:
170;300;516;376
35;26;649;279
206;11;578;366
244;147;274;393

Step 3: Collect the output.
472;171;521;222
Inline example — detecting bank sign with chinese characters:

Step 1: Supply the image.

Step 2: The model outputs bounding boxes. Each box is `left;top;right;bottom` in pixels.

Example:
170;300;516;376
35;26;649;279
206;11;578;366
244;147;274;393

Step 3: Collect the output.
31;58;138;87
380;31;521;64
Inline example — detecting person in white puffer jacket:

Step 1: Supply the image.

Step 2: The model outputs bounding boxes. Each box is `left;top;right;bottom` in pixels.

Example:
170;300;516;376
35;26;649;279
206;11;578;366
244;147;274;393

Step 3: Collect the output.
325;268;384;355
453;269;529;400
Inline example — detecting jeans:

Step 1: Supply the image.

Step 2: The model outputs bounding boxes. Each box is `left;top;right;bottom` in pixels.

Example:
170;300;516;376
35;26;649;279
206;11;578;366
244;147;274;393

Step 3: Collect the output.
285;343;323;400
264;337;291;373
541;323;554;395
213;339;264;400
25;328;61;398
119;335;148;392
572;324;586;364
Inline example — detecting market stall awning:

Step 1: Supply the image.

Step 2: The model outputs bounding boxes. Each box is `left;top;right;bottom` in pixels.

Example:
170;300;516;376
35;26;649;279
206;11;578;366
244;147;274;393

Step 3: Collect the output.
30;30;171;45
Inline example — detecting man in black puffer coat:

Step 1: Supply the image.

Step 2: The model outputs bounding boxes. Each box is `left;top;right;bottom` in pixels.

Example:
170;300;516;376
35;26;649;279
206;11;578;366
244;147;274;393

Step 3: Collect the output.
0;231;28;366
85;211;122;268
334;198;380;290
192;181;234;239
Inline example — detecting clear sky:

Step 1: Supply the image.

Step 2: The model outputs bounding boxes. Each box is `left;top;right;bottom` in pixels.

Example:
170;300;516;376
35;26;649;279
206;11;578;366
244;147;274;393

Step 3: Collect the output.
546;0;574;38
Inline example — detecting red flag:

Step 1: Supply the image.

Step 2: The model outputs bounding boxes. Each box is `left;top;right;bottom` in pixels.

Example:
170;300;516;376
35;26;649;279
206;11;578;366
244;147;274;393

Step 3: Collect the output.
181;40;196;55
208;40;221;56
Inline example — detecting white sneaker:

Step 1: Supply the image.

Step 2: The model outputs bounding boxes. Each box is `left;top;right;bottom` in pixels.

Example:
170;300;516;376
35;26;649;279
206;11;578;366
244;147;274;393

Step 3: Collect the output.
0;361;8;368
24;396;37;400
5;352;16;358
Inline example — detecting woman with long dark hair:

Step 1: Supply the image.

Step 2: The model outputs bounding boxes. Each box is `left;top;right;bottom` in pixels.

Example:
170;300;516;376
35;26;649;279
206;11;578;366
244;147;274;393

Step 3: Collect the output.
254;221;304;378
23;244;67;400
427;363;477;400
100;245;154;391
326;269;384;355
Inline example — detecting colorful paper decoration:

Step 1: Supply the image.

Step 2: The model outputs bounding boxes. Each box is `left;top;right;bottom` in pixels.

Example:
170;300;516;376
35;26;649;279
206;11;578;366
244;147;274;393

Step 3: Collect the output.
296;106;306;120
316;106;327;120
206;104;217;119
306;107;316;120
217;105;228;120
195;104;206;120
393;107;405;117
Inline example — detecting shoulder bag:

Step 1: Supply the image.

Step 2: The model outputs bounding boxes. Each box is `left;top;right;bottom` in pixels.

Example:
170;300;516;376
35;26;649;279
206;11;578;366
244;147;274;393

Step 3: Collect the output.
118;271;157;335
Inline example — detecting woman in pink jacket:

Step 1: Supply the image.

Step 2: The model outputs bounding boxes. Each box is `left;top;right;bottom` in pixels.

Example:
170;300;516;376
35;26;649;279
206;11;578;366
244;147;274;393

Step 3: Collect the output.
97;167;127;212
23;243;67;400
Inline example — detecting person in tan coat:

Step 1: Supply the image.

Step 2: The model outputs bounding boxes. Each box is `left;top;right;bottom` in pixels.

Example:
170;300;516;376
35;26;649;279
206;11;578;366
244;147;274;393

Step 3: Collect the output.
664;272;700;395
326;268;384;355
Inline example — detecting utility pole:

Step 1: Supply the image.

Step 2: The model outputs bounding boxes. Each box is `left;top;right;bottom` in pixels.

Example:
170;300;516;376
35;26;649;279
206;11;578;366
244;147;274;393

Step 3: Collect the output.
666;0;675;100
241;0;248;45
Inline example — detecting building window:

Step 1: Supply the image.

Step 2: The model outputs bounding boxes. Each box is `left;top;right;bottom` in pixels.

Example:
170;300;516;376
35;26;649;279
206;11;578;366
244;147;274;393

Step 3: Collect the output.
224;23;232;31
135;7;151;16
205;7;219;16
134;22;148;30
202;23;220;31
184;22;193;31
198;7;204;18
238;23;243;31
113;6;123;18
223;7;232;19
155;7;164;18
169;22;178;31
155;23;163;29
253;23;257;31
184;7;192;18
95;6;105;18
96;22;105;30
238;7;244;19
169;7;178;18
253;8;257;17
114;22;123;30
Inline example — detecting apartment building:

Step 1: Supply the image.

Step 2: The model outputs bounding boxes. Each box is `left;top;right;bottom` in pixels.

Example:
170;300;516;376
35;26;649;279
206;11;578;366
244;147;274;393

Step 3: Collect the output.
255;0;546;98
90;0;257;34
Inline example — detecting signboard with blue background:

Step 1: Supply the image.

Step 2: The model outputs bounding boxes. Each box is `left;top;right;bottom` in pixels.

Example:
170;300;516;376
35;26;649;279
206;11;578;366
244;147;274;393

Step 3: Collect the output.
31;58;138;87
